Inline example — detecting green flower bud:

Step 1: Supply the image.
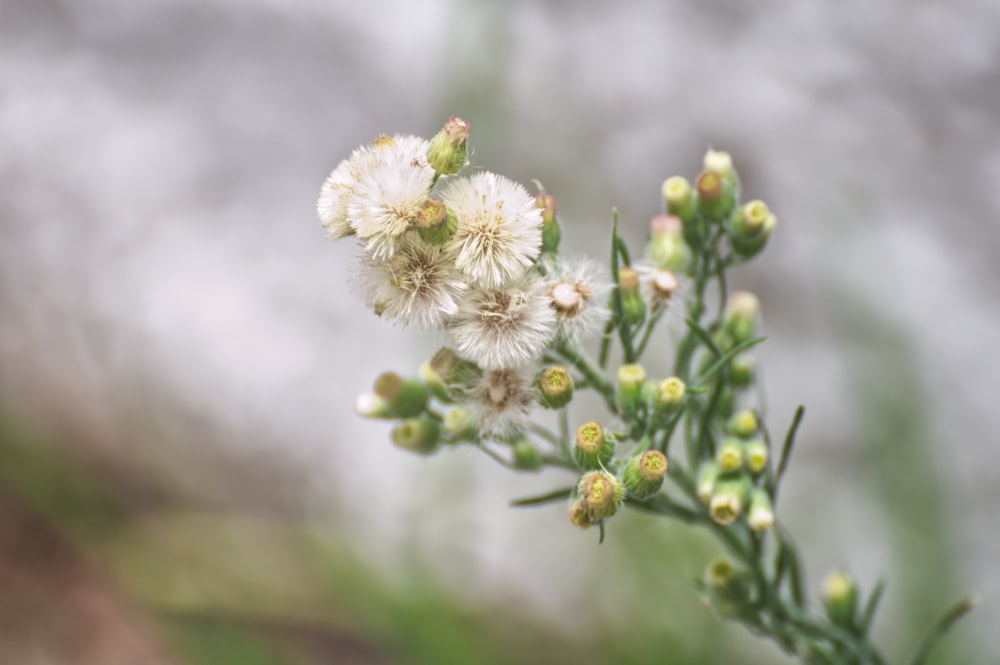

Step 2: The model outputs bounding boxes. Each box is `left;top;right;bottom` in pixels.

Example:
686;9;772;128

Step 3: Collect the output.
426;116;469;175
391;415;441;455
536;366;574;409
652;376;686;425
374;372;428;418
705;558;738;592
745;439;769;475
355;392;393;419
695;169;736;223
729;353;756;389
822;572;858;628
618;267;646;326
646;215;692;272
617;363;647;419
578;470;624;521
426;348;481;402
697;461;721;504
621;449;668;499
710;475;750;526
536;190;561;255
728;409;758;438
443;406;478;442
573;421;616;470
415;198;457;245
568;498;595;529
512;438;543;471
662;176;694;221
723;291;760;345
703;558;751;619
716;437;745;472
703;149;734;181
746;488;774;532
728;200;776;258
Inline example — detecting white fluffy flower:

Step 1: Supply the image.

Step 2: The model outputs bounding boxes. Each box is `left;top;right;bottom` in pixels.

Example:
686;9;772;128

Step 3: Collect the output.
471;367;535;438
316;142;382;239
447;273;556;369
362;234;468;329
441;172;542;288
545;258;612;341
635;262;691;332
348;135;435;260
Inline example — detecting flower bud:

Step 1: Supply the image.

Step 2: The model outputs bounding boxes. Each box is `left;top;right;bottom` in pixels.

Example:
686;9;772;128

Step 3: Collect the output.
415;198;457;245
618;267;646;325
729;200;775;258
617;363;647;419
662;176;694;221
426;348;481;403
568;498;595;529
621;450;668;499
822;571;858;628
723;291;760;345
729;353;756;389
716;437;745;472
710;475;750;526
652;376;686;425
573;421;616;470
703;149;734;181
355;392;393;419
694;169;736;222
745;439;769;475
703;559;751;619
391;415;441;455
426;116;469;175
705;558;737;592
443;406;478;442
512;438;543;471
373;372;428;417
728;409;758;438
746;488;774;532
697;461;720;504
536;366;574;409
536;191;560;255
646;215;692;272
578;470;624;521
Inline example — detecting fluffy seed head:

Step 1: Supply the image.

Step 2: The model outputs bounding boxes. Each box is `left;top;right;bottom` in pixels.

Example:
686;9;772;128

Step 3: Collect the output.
546;258;611;341
447;274;556;369
472;367;535;437
317;142;383;239
442;172;543;288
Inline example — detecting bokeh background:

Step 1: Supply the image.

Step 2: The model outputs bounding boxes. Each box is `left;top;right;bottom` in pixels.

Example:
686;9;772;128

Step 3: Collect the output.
1;1;998;663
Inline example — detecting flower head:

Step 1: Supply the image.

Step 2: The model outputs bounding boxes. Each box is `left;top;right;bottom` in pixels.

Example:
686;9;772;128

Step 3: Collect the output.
472;367;535;437
316;141;384;239
546;258;611;341
361;234;467;329
442;172;543;288
447;273;556;369
348;135;435;260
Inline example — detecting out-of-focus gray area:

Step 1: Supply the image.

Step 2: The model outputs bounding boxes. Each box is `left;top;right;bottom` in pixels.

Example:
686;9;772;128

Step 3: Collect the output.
1;0;997;663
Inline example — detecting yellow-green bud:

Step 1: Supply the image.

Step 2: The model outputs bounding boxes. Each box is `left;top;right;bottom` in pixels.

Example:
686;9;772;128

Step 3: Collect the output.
729;200;775;257
730;353;755;388
617;363;647;418
646;215;692;272
443;406;478;442
536;190;561;255
578;470;624;521
662;176;694;221
822;572;858;628
374;372;428;417
705;558;737;591
355;392;392;419
710;475;750;526
512;438;543;471
621;450;668;499
728;409;758;438
573;420;616;470
716;437;745;472
703;149;734;180
746;488;774;532
652;376;686;425
695;169;736;222
426;116;469;175
618;266;646;326
537;366;574;409
391;415;441;455
415;198;457;245
724;291;760;344
426;347;481;402
568;499;595;529
745;439;769;474
696;461;721;504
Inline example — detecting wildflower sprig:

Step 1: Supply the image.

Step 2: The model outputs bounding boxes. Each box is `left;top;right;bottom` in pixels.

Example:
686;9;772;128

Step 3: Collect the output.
317;119;971;664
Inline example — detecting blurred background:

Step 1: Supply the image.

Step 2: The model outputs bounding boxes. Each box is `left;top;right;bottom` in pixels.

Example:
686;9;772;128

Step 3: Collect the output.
1;0;998;663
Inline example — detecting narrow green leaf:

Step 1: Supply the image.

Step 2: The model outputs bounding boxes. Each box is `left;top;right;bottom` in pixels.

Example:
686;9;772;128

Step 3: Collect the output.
772;405;805;500
907;597;977;665
694;336;767;387
859;579;886;637
510;487;573;507
684;317;724;359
